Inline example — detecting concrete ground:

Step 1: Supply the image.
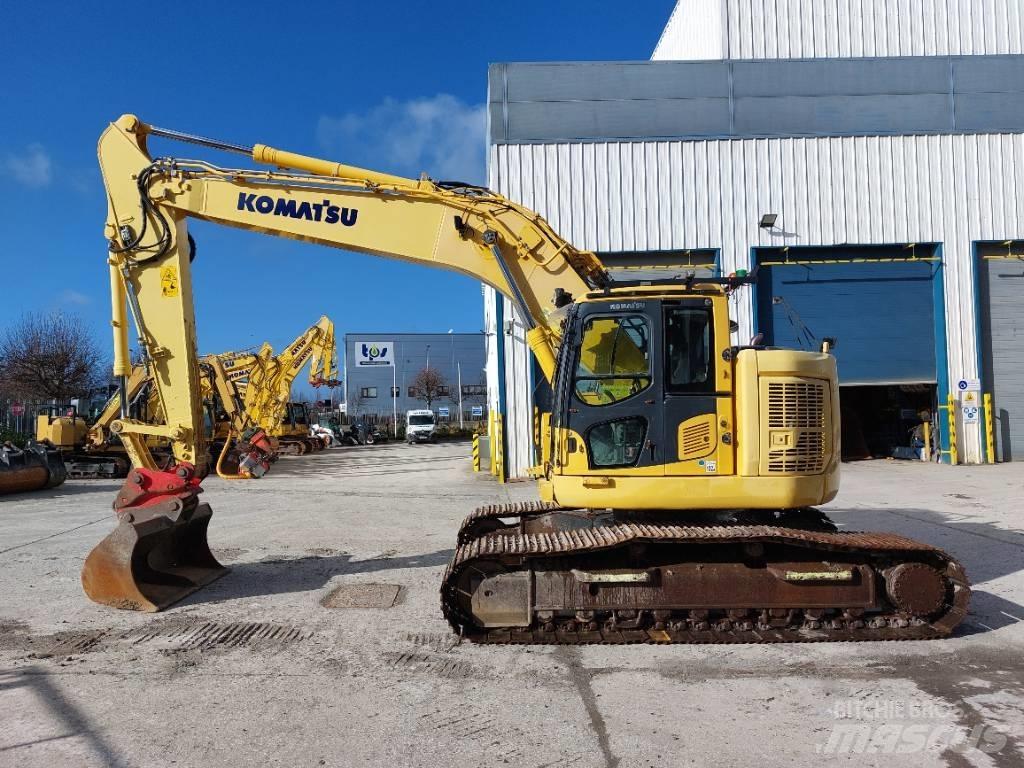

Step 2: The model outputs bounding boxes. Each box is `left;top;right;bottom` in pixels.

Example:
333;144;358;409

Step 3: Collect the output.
1;442;1022;768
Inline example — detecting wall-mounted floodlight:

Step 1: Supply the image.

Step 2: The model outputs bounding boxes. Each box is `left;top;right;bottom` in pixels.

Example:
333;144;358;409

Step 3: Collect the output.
759;213;778;229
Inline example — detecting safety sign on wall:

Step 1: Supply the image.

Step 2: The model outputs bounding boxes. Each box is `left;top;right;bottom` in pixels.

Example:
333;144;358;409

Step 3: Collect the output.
962;405;980;425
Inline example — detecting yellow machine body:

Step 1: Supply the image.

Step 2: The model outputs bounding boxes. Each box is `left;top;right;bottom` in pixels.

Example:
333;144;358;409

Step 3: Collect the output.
86;114;843;613
36;413;88;450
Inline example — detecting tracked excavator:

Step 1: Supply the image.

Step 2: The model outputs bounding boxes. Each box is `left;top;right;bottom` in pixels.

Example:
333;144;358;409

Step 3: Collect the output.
238;316;340;454
196;356;276;480
35;367;153;479
34;351;272;481
83;115;969;640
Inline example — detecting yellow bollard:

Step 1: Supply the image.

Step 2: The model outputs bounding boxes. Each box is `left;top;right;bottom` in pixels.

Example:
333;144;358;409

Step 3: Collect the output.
947;393;958;465
922;421;931;462
472;433;480;472
984;393;996;464
488;412;497;476
496;416;506;483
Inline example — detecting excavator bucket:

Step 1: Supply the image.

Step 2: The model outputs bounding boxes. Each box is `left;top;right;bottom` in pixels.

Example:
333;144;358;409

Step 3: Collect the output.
81;468;227;611
0;441;67;495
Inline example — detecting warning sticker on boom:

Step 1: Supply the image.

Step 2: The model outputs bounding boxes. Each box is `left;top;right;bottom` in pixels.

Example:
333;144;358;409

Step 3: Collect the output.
160;266;179;297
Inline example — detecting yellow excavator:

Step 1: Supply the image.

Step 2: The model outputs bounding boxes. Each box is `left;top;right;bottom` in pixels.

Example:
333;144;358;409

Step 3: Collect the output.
82;115;969;641
35;351;273;480
239;316;340;454
196;355;276;480
35;365;154;479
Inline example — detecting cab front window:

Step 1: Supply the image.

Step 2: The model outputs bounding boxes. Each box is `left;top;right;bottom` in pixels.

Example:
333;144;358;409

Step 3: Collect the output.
574;315;651;406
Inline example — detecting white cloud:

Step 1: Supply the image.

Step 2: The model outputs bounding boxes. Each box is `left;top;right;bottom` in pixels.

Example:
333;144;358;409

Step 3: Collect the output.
3;143;52;188
317;94;486;184
59;289;91;306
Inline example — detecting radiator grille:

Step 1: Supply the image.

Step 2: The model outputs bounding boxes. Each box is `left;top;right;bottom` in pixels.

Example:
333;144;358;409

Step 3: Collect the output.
767;431;826;473
767;382;825;429
765;379;828;474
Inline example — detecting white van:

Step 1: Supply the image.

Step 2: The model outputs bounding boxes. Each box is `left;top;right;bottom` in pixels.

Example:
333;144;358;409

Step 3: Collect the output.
406;409;436;444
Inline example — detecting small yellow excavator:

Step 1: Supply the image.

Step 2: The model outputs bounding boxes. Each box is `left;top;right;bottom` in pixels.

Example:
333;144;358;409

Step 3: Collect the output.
35;351;273;480
82;115;968;641
35;367;153;479
196;356;276;480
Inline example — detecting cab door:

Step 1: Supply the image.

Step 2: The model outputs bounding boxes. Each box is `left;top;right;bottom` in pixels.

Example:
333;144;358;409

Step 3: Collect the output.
661;298;735;476
561;300;663;473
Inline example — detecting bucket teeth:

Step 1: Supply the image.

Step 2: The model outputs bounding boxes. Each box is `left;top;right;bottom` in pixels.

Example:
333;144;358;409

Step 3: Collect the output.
81;501;227;612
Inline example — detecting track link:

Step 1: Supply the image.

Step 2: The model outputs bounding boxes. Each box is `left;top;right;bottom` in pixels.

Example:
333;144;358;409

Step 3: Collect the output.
441;503;970;644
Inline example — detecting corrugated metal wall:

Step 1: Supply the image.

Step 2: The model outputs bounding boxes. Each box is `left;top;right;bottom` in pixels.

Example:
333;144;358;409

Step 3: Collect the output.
489;132;1024;468
978;246;1024;460
481;286;536;479
654;0;1024;61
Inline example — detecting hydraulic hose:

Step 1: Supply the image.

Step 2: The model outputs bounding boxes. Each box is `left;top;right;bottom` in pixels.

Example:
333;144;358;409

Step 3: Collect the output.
215;434;249;480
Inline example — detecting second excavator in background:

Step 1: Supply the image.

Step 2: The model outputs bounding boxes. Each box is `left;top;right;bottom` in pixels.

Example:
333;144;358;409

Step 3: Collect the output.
239;315;340;454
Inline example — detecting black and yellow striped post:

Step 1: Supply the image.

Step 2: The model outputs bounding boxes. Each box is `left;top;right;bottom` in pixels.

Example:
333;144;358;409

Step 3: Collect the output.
472;432;480;472
495;416;506;483
947;393;958;465
983;393;996;464
488;411;497;476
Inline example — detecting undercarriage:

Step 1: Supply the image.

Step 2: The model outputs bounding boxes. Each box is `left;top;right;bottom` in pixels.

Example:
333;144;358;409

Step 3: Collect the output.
441;502;970;643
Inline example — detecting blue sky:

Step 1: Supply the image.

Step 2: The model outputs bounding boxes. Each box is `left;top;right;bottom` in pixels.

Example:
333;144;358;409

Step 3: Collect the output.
0;1;674;363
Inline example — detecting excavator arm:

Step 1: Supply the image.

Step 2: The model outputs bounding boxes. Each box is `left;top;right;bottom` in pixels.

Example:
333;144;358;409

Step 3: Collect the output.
242;316;340;439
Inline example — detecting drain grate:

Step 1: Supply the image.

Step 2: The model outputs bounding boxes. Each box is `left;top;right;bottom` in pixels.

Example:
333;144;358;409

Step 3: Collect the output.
123;621;310;651
321;583;402;609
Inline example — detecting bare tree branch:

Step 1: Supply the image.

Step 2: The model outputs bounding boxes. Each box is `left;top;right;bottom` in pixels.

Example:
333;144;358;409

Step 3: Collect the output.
410;367;449;409
0;312;105;400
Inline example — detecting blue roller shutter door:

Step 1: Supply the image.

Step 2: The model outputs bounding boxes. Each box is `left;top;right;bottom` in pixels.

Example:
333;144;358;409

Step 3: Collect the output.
758;257;937;385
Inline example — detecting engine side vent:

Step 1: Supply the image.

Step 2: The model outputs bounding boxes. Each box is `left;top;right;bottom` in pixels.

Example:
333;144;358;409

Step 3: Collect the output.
761;378;829;475
767;431;826;473
766;381;825;429
677;413;716;461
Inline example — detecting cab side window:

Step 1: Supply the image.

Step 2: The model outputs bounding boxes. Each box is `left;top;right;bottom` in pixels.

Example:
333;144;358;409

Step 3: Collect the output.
665;308;713;393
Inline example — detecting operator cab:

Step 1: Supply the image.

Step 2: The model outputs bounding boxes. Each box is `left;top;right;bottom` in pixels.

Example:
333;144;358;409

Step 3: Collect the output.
554;285;731;476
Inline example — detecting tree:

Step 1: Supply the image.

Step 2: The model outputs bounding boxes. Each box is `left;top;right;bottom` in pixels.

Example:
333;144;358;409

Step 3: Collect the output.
410;367;449;409
0;312;105;400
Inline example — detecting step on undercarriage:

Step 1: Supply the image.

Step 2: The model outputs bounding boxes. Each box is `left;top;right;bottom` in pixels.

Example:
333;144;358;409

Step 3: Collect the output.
441;502;970;644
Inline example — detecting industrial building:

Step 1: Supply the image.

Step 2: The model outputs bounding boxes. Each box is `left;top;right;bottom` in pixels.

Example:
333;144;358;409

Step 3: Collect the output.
485;0;1024;478
343;332;487;423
